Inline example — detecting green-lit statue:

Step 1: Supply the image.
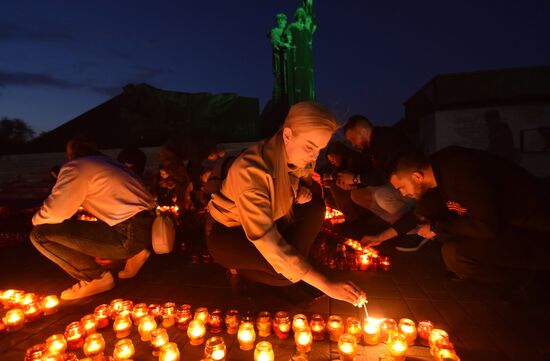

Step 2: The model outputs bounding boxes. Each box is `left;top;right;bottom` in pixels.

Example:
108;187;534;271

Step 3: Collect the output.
270;13;293;102
287;6;316;104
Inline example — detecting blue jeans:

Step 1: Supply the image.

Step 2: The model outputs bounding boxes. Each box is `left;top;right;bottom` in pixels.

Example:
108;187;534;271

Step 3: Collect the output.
30;211;154;281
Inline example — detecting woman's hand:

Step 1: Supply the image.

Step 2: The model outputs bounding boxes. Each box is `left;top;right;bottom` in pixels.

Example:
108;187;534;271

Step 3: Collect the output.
417;224;436;239
295;186;312;204
360;234;383;247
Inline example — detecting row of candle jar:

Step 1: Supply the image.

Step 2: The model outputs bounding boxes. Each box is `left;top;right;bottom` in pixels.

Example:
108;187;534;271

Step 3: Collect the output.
0;296;59;333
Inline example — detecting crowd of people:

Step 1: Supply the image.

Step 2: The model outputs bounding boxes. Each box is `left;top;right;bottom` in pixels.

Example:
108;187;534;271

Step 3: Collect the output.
30;101;550;307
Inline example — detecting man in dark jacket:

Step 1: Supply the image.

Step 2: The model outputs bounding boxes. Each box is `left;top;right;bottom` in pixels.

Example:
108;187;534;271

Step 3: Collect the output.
388;146;550;285
339;115;415;226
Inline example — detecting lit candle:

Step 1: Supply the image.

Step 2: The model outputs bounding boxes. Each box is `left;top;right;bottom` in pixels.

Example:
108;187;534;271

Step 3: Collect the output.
9;290;25;307
81;314;98;334
64;321;86;350
0;320;4;334
273;311;291;340
380;318;398;343
118;300;134;318
93;304;111;329
159;342;180;361
150;327;170;356
162;302;176;328
398;318;417;345
1;289;16;308
417;320;434;346
40;295;59;316
337;333;357;361
256;311;272;337
148;304;164;323
131;303;148;324
380;256;391;271
3;309;25;331
113;315;132;338
22;302;42;322
359;253;370;271
24;343;48;361
309;314;326;341
113;338;135;361
20;292;37;307
294;327;313;353
187;319;207;346
362;318;381;346
327;315;345;342
45;334;67;355
176;304;193;330
237;322;256;351
110;299;125;319
254;341;274;361
434;345;461;361
292;313;308;332
387;332;408;361
345;317;362;340
429;329;449;354
194;307;209;324
204;336;227;361
83;333;105;357
224;309;240;335
138;315;157;341
208;308;223;334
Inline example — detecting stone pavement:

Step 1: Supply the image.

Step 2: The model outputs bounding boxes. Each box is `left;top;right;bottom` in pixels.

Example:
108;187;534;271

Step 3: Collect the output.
1;215;549;361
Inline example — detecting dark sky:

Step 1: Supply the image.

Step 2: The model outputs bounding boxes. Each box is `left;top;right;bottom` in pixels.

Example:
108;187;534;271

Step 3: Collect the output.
1;0;549;133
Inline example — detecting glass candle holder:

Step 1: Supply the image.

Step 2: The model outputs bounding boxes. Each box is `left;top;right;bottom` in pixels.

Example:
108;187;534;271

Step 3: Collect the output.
109;299;124;319
0;289;15;308
24;343;48;361
81;314;98;334
40;295;59;316
254;341;274;361
4;308;25;331
20;292;37;306
237;322;256;351
23;302;42;322
9;290;25;307
273;311;291;340
150;328;170;357
187;319;207;346
387;332;408;361
292;313;308;333
294;327;313;353
208;308;223;334
429;329;449;354
338;333;357;361
159;342;180;361
194;307;209;324
45;334;67;355
327;315;345;342
113;338;135;361
113;315;132;338
256;311;272;337
225;309;240;335
205;336;227;361
0;320;4;333
118;300;134;319
64;321;85;350
434;345;461;361
309;314;326;341
417;320;434;346
148;304;164;323
94;304;111;329
380;256;391;271
380;318;398;343
176;304;193;330
83;333;105;357
138;315;157;341
398;318;417;345
131;303;148;324
345;317;362;340
162;302;176;328
363;317;381;345
359;253;370;271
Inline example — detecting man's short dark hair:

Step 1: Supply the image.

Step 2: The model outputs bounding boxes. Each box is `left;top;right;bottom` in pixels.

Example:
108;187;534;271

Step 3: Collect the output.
392;152;430;177
343;115;373;133
117;146;146;177
66;136;100;159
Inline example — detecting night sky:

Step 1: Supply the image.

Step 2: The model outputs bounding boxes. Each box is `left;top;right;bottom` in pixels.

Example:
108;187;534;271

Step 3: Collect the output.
1;0;549;134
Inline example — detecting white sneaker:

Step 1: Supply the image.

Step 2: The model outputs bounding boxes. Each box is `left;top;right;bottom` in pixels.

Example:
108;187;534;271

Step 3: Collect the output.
61;272;115;300
118;249;151;279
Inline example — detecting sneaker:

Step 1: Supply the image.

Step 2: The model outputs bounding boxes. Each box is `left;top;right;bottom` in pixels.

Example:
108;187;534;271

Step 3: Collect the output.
61;271;115;300
118;249;151;279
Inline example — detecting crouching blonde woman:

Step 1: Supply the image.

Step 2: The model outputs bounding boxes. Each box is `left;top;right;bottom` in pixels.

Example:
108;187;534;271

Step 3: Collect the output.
207;101;366;305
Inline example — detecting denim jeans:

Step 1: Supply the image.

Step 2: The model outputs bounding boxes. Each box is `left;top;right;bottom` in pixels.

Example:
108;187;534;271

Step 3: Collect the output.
30;210;154;281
